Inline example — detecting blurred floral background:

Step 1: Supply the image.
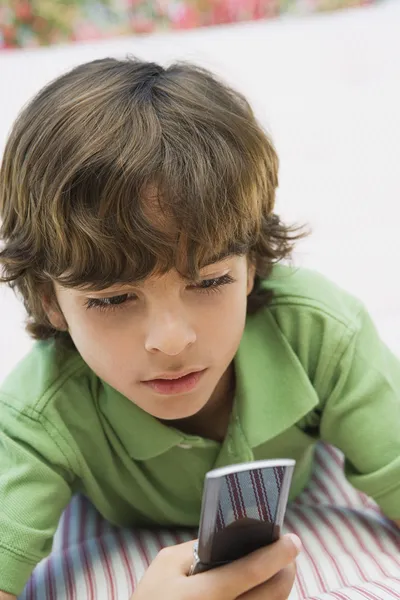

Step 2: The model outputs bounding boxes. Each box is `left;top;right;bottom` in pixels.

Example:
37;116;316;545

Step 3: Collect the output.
0;0;375;50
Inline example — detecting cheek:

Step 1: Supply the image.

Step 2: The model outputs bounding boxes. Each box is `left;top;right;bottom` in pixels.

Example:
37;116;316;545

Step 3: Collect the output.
199;288;248;349
67;311;133;374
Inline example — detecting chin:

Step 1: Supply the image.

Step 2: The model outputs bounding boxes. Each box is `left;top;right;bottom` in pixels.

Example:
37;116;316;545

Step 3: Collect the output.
152;398;208;422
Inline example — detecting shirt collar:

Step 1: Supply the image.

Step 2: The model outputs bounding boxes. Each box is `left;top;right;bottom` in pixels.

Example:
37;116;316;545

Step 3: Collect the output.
99;383;184;460
99;307;318;460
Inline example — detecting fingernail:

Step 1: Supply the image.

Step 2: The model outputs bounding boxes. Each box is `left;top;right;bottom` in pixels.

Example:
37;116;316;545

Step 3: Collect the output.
287;534;302;553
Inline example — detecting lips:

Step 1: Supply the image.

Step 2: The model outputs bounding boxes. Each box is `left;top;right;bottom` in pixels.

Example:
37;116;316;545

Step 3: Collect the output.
144;368;204;382
141;369;207;395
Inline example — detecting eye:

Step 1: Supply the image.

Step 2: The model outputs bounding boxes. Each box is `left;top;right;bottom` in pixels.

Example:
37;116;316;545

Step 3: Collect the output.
193;274;236;294
84;293;136;313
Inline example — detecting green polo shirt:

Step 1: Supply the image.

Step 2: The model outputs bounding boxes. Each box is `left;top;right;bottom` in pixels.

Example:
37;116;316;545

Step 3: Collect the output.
1;265;400;595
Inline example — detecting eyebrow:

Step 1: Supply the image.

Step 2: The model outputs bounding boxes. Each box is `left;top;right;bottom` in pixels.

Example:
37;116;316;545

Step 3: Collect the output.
202;250;234;267
202;245;248;266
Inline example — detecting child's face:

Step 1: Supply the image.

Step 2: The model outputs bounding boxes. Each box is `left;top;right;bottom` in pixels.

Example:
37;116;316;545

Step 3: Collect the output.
50;255;255;421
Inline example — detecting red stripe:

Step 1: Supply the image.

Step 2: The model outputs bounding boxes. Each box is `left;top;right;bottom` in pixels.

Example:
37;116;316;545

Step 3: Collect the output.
308;591;351;600
155;531;166;553
292;505;349;588
233;473;247;518
172;531;185;544
226;473;245;520
116;529;136;596
61;505;76;600
79;545;96;600
256;467;272;520
315;451;355;506
311;494;368;581
324;443;343;468
332;509;388;581
272;468;282;519
135;530;152;568
217;502;225;530
96;515;117;600
324;445;378;510
328;591;354;600
351;508;400;559
284;513;314;598
313;465;398;581
317;448;382;517
373;580;400;599
261;468;275;521
61;505;71;550
312;470;371;581
26;569;36;600
44;558;55;600
347;510;400;573
250;469;271;522
351;584;385;600
173;530;196;545
310;468;340;505
305;499;371;583
78;499;96;599
275;466;285;488
226;475;240;521
273;466;284;491
288;508;331;594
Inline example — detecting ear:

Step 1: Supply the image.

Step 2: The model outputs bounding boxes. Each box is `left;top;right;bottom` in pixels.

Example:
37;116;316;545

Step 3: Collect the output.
41;290;68;331
246;259;256;296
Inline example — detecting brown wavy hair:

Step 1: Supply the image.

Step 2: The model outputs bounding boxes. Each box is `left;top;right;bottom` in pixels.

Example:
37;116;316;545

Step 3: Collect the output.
0;57;306;342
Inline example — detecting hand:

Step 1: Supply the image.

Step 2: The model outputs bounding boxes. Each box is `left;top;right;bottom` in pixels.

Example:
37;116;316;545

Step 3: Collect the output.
131;533;301;600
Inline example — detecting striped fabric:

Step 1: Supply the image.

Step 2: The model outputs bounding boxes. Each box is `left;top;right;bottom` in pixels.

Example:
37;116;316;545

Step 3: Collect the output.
216;465;285;529
20;442;400;600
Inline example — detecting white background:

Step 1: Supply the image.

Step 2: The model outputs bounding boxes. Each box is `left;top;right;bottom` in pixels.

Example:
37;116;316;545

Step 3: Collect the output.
1;0;400;382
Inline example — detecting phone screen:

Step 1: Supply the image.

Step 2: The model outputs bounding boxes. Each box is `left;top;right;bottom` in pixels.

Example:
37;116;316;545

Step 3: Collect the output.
196;459;295;568
210;465;285;562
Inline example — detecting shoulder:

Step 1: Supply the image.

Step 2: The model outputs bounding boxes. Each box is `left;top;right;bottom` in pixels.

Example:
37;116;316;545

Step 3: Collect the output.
263;264;364;331
253;266;368;402
0;340;96;420
0;341;93;475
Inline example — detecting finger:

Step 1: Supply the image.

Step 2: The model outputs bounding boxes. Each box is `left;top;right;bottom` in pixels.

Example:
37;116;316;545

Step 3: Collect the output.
155;539;198;575
200;534;301;597
239;563;297;600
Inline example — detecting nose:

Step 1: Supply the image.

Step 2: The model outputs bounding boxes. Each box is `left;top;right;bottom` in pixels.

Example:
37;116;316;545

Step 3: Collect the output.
144;307;196;355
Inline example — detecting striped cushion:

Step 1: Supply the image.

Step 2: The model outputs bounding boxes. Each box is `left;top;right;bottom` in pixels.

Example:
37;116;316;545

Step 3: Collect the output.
20;442;400;599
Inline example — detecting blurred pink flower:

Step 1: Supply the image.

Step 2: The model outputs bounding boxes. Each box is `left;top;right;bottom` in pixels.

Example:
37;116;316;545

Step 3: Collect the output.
130;16;155;33
73;22;103;41
0;0;376;51
126;0;144;7
14;1;32;21
1;24;17;47
173;5;200;29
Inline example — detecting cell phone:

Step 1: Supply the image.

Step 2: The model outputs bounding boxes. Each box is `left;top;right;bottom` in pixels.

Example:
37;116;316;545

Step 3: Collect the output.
189;458;295;575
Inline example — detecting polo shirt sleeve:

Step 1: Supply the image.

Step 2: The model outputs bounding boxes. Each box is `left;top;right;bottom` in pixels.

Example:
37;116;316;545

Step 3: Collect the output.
319;305;400;520
0;395;74;596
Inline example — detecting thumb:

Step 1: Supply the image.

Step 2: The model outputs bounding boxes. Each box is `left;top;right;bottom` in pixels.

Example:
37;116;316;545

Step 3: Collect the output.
155;538;198;576
199;534;302;597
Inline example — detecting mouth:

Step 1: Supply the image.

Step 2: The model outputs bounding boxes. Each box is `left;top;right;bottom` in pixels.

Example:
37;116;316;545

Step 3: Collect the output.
143;368;205;382
141;369;207;395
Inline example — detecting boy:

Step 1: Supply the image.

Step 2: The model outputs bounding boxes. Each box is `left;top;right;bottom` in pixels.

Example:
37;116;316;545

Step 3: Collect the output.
0;57;399;599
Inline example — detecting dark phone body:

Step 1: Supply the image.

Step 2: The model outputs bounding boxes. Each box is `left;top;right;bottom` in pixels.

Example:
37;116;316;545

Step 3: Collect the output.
190;458;295;574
